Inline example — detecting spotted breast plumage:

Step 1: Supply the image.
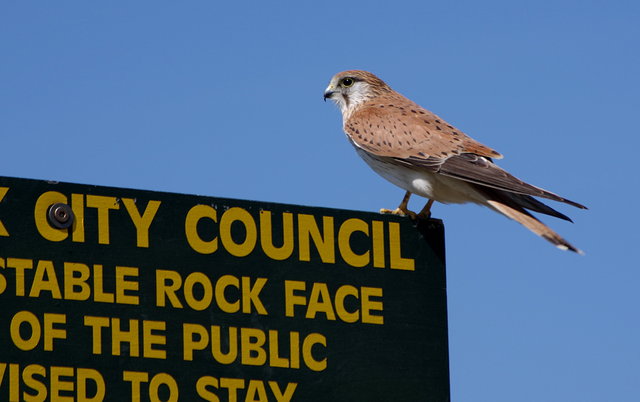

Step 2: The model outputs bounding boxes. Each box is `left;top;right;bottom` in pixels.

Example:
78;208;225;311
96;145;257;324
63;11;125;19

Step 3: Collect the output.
324;70;587;253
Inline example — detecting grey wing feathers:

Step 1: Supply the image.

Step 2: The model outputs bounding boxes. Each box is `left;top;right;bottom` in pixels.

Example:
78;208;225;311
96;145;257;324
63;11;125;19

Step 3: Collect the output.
437;153;587;209
490;191;573;222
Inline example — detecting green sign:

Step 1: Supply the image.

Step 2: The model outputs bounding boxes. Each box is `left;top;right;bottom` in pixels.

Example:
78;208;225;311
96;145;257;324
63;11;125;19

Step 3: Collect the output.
0;176;449;401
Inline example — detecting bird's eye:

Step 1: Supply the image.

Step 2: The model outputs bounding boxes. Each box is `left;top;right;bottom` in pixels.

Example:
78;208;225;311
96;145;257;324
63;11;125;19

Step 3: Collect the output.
341;78;354;87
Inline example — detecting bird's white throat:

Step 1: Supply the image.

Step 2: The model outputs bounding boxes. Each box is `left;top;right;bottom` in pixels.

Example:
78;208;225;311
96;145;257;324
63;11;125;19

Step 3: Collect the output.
331;82;375;120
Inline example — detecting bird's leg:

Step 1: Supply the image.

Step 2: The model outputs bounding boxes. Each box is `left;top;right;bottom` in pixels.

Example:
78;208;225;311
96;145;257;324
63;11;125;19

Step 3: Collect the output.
417;199;435;219
380;191;417;219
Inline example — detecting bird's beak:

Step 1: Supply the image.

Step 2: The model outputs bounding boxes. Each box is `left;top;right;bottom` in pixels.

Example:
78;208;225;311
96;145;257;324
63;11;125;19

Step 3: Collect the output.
323;85;335;102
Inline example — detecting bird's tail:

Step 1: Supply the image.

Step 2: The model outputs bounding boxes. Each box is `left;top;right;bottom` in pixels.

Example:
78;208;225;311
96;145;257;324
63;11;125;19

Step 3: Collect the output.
485;198;583;254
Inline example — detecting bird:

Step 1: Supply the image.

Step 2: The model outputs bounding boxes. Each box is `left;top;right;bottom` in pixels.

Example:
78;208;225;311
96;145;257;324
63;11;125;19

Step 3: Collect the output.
323;70;587;253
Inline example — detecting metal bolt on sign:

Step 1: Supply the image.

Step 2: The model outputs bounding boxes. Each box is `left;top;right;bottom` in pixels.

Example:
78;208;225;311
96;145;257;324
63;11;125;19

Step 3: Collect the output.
47;202;74;229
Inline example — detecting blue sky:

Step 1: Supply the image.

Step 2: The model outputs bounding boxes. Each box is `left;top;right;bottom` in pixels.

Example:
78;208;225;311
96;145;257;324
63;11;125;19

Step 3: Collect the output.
1;1;638;400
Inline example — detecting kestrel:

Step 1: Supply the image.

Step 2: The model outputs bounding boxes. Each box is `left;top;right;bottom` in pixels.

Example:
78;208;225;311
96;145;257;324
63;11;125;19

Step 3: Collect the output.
324;70;587;253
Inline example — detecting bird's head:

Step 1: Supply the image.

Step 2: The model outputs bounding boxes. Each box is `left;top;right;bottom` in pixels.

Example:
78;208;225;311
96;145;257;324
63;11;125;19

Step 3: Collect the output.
324;70;391;118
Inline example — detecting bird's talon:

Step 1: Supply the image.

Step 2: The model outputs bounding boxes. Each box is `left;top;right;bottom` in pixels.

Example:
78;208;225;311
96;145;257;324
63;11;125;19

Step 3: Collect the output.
417;211;431;220
380;207;418;220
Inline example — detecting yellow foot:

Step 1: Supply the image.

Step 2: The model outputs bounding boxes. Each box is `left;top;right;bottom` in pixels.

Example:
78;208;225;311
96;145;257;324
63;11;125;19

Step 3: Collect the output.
379;207;418;220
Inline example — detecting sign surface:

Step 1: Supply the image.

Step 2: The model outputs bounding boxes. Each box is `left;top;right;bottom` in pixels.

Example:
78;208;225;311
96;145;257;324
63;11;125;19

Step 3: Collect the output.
0;176;449;401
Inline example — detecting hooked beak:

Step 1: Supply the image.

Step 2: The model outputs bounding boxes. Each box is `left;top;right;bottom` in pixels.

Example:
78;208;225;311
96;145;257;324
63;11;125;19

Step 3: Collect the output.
323;85;336;102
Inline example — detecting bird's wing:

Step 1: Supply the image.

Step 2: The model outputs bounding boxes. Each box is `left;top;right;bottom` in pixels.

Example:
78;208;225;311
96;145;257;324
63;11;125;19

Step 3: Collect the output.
345;99;586;209
437;153;586;208
344;98;503;160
